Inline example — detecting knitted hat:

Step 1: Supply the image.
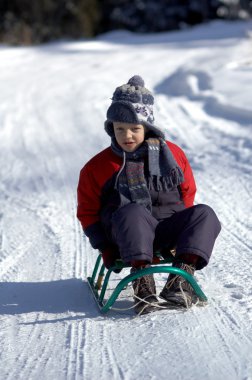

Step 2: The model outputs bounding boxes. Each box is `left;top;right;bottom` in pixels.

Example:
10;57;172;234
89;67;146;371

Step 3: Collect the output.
104;75;165;139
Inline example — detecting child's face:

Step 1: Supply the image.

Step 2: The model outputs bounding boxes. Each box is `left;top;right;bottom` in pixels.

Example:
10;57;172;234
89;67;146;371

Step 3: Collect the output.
113;122;145;152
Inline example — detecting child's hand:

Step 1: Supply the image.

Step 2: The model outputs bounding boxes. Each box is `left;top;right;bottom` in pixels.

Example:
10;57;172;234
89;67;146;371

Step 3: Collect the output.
100;245;119;269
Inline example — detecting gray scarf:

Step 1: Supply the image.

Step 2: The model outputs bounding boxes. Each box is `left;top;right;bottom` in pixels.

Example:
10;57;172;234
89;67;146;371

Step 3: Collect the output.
111;137;184;211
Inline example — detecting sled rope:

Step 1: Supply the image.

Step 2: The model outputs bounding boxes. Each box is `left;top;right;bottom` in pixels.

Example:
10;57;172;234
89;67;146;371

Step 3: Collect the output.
179;282;190;309
110;289;201;315
110;293;181;316
110;293;159;312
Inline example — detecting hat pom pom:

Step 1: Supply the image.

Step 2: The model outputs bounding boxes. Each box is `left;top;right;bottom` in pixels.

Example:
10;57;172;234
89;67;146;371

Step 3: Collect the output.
127;75;145;88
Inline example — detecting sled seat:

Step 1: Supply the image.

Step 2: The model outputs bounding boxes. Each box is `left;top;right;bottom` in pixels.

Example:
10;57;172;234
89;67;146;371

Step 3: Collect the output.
95;248;176;290
113;248;176;270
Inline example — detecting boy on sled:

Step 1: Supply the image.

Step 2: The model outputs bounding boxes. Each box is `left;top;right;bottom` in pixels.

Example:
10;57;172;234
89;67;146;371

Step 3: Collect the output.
77;75;221;314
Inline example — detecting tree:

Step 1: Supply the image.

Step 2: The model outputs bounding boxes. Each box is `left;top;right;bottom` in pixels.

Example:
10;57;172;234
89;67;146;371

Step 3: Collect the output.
0;0;101;45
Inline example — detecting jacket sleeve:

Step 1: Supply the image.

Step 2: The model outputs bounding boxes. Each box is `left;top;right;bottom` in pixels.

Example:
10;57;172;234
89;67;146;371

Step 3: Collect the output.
168;142;196;207
178;149;196;207
77;164;110;250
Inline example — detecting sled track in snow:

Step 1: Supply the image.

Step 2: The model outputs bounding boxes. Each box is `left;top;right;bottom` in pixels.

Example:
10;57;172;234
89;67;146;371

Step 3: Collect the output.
64;204;87;380
71;200;86;280
3;315;51;380
97;323;125;379
65;322;85;379
0;192;64;281
81;320;129;380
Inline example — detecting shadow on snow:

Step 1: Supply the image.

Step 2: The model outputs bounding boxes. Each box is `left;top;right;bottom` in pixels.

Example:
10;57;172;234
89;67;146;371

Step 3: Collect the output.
0;278;101;318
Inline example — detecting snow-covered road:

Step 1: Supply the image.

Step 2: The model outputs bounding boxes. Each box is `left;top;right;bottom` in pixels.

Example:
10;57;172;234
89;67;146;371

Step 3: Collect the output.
0;20;252;379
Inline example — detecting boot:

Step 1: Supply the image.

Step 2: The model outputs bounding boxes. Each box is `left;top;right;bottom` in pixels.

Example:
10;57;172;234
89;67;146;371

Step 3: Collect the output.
159;262;198;308
131;266;158;315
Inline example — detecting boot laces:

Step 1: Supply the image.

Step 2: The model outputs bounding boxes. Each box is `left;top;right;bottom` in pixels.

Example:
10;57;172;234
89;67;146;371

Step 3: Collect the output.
134;274;155;297
165;263;195;291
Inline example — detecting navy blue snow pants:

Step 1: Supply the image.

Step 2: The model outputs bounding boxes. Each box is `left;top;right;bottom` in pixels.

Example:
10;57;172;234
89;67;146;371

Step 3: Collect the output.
110;203;221;270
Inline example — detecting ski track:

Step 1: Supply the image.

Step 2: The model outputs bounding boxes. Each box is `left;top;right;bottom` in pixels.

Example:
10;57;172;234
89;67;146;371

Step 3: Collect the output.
1;21;252;380
65;322;85;380
5;319;53;380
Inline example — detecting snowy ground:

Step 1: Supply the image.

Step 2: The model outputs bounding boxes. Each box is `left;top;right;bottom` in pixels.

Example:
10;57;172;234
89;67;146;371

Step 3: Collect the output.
0;20;252;380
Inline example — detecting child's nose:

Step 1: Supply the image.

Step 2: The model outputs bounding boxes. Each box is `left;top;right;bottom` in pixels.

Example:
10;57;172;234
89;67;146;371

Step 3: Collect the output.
125;129;132;138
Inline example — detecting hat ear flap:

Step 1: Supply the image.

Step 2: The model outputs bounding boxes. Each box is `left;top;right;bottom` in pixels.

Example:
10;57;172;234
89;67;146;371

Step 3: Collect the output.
104;121;114;137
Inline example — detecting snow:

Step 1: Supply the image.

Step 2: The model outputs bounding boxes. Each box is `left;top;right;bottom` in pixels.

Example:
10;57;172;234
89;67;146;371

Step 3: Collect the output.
0;20;252;380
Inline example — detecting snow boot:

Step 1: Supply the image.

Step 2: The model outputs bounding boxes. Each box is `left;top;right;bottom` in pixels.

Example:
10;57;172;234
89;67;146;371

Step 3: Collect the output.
159;262;198;308
131;266;159;315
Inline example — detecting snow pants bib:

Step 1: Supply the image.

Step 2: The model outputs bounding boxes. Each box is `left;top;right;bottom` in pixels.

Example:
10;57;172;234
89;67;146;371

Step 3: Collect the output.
110;203;221;270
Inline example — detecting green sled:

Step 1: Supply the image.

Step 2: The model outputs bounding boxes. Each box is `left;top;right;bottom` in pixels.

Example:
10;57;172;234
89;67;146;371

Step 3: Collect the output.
87;252;208;314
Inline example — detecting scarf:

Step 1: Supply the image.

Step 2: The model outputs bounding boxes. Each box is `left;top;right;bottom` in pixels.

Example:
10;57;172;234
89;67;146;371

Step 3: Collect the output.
111;137;184;212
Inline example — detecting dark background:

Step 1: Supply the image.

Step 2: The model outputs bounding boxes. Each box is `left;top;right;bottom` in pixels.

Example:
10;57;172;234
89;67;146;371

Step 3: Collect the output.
0;0;251;45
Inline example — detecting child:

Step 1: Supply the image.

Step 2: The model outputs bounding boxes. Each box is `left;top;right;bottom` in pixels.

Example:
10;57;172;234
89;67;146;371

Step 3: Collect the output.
77;75;221;314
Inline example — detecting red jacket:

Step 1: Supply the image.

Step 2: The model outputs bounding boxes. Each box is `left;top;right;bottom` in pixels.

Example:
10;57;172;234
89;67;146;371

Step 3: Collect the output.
77;141;196;249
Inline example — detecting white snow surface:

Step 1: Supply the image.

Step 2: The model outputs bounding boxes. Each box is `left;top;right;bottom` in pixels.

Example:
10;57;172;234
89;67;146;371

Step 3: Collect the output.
0;20;252;380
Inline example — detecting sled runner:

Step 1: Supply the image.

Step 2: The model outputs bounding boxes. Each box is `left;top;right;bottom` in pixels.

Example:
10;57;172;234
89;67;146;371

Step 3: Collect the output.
87;251;208;314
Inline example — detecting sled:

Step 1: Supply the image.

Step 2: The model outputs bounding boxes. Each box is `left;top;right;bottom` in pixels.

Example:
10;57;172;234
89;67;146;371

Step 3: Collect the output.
87;251;208;313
